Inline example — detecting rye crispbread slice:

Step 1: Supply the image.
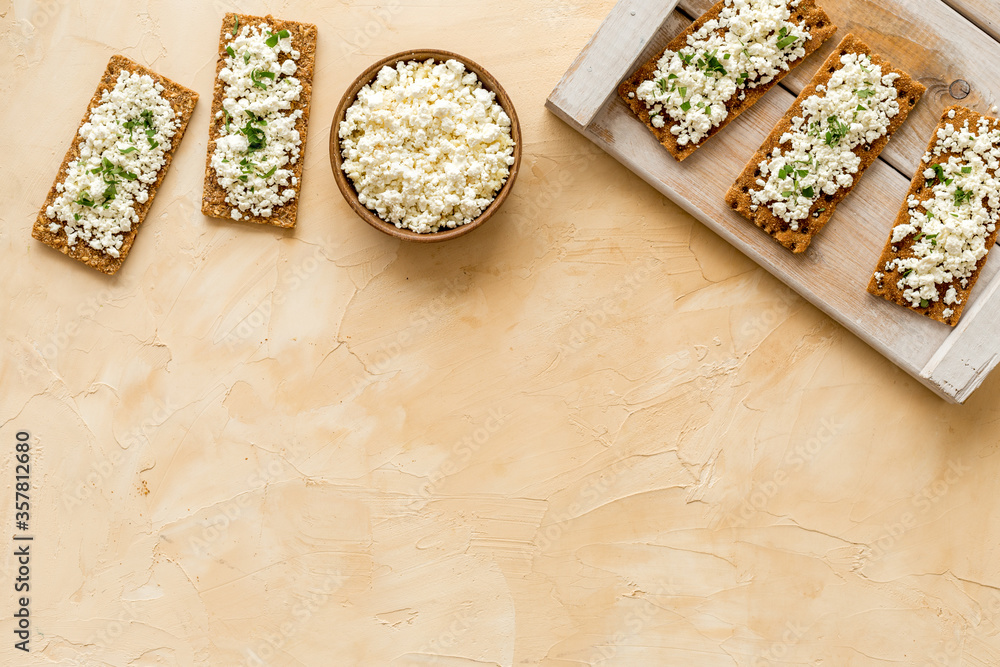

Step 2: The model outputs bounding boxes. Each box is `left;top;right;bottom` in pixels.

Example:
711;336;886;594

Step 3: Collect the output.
32;56;198;275
726;33;926;253
868;106;1000;326
618;0;836;162
201;13;317;229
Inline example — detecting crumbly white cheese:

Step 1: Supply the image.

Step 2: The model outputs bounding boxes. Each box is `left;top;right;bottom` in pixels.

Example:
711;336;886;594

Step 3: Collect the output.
210;22;303;220
881;116;1000;309
749;52;901;230
339;59;516;234
44;71;177;257
635;0;811;147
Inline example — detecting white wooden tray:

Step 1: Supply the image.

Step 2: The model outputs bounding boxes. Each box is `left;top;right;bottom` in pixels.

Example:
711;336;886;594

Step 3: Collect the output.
547;0;1000;403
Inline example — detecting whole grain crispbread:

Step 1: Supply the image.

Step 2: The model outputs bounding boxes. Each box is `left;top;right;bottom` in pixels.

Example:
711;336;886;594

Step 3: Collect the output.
868;106;1000;326
725;33;926;253
31;55;198;275
201;13;318;229
617;0;836;162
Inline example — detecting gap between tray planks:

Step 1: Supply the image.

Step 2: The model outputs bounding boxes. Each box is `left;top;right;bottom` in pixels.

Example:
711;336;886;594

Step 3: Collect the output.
573;1;1000;400
942;0;1000;43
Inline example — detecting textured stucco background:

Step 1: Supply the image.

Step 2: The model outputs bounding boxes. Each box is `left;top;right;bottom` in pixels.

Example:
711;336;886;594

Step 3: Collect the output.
3;0;1000;665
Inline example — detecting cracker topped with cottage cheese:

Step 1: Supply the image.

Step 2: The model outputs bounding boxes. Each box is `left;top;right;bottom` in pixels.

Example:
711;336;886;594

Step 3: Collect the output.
32;56;198;275
202;14;317;228
338;58;516;234
726;34;926;253
869;107;1000;326
619;0;836;162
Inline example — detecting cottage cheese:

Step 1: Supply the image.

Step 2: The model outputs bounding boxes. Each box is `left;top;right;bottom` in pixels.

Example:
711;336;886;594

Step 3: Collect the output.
338;59;516;234
878;116;1000;309
749;53;901;230
210;22;303;220
44;71;177;257
635;0;811;147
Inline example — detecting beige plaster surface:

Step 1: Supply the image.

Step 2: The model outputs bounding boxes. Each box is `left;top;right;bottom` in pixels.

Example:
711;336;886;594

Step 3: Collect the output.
3;0;1000;665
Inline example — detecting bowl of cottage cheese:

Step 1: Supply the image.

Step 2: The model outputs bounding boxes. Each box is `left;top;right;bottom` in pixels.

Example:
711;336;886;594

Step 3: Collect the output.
331;49;521;241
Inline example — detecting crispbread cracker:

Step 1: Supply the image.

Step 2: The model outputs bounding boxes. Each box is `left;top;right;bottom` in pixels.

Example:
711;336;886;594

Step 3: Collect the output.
725;33;926;253
868;106;1000;326
618;0;836;162
32;55;198;275
201;13;317;228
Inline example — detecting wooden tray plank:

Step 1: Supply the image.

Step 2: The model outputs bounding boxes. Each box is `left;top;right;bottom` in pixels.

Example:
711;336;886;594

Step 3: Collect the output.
546;0;681;129
677;0;1000;179
922;276;1000;402
941;0;1000;43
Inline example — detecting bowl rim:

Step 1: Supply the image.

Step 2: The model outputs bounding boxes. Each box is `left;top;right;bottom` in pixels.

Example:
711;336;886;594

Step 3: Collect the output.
329;49;522;243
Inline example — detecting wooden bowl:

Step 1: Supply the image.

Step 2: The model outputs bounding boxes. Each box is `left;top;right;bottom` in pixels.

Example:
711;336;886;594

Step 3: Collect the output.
330;49;522;242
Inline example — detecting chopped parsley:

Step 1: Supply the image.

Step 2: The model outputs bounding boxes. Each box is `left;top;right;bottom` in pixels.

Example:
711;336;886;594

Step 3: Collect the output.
775;27;799;50
694;49;728;77
250;68;276;90
824;115;850;146
265;29;290;48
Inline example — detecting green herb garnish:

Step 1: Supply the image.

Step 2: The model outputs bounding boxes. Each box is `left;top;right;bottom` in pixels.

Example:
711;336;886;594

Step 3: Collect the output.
824;115;850;146
776;27;799;50
954;187;974;206
240;121;267;152
265;29;289;48
226;45;236;58
75;191;95;207
233;15;239;36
